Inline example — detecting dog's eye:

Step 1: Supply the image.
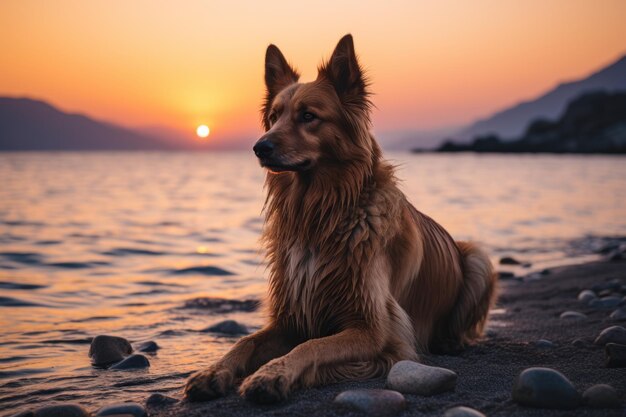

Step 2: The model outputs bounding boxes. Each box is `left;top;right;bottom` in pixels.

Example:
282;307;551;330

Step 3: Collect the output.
268;114;277;125
301;112;317;123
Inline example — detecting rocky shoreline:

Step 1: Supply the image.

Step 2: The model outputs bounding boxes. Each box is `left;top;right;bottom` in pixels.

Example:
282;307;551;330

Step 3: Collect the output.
9;259;626;417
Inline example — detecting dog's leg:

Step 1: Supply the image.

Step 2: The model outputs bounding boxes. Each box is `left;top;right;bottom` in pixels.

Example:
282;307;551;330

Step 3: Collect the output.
184;324;295;402
239;327;384;404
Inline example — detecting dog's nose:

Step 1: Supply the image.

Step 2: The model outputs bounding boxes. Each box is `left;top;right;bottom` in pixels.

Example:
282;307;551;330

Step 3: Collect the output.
253;140;275;158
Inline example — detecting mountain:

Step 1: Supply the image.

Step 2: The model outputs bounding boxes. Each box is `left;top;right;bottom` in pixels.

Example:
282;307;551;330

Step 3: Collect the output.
456;54;626;141
0;97;177;150
434;91;626;153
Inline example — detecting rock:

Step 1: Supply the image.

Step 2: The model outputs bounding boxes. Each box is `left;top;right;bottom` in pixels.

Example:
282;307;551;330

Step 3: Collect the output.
497;271;516;280
333;389;405;416
146;393;178;406
202;320;248;335
136;341;159;353
443;406;486;417
610;308;626;321
605;343;626;367
9;411;34;417
512;367;580;409
499;256;521;265
582;384;620;408
89;335;132;366
577;290;597;303
32;404;90;417
572;338;589;347
592;280;622;292
594;326;626;346
589;296;622;310
598;289;615;297
95;402;147;417
559;311;587;320
534;339;554;348
110;354;150;370
386;360;457;396
540;269;551;275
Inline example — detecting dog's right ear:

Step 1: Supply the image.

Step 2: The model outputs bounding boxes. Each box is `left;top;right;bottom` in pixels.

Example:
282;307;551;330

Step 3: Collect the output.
265;45;299;98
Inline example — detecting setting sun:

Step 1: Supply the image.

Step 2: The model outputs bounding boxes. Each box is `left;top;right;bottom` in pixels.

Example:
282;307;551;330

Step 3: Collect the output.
196;124;210;138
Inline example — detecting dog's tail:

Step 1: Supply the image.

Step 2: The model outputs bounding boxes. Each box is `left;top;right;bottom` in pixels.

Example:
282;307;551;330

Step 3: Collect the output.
433;241;497;351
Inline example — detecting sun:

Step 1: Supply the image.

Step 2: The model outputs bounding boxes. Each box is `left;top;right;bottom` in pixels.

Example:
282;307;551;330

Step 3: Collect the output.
196;124;210;138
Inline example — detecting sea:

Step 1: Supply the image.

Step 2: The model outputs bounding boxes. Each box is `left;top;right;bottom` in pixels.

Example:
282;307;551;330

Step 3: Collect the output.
0;151;625;415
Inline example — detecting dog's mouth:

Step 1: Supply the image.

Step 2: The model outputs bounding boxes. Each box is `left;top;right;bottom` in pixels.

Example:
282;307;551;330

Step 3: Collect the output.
259;158;312;173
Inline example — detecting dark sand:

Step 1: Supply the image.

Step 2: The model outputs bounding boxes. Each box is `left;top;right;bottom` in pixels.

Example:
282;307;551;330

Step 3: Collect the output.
150;260;626;417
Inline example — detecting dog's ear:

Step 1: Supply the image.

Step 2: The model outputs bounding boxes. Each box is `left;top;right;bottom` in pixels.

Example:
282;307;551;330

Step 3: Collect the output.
265;45;299;97
319;34;367;100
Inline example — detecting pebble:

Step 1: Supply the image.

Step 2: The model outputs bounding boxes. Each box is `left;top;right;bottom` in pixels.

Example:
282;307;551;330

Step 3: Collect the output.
592;280;622;292
110;354;150;370
534;339;554;348
577;290;597;303
333;389;405;416
145;393;178;406
559;311;587;320
499;256;521;265
31;404;90;417
512;367;580;409
89;335;132;366
594;326;626;346
497;271;516;280
572;338;589;347
135;341;159;353
582;384;620;408
605;343;626;367
95;403;147;417
589;296;622;310
386;360;457;396
202;320;248;335
443;406;486;417
610;308;626;321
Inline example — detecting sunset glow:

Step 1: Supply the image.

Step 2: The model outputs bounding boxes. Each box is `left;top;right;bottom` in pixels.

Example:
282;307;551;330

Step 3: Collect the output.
196;125;210;138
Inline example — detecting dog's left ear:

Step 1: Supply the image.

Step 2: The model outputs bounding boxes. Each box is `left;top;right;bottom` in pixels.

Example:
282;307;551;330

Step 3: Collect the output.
319;34;367;100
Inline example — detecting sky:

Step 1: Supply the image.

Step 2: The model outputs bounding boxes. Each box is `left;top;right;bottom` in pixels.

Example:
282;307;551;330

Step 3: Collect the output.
1;0;625;148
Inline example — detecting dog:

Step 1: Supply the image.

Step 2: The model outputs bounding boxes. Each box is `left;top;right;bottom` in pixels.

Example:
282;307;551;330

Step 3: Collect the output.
184;34;497;404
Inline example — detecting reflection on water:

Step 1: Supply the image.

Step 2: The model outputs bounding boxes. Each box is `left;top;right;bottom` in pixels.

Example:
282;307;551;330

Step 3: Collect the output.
0;151;625;414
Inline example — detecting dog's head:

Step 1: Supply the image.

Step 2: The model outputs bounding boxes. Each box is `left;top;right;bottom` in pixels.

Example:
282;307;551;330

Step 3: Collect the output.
253;34;375;173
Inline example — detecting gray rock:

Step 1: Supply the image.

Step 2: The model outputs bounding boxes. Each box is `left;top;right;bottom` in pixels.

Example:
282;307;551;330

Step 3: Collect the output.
136;341;159;353
443;406;486;417
572;338;589;347
33;404;90;417
386;360;457;396
334;389;405;416
500;256;521;265
592;280;622;292
577;290;597;303
110;354;150;370
95;402;147;417
497;271;516;280
559;311;587;320
605;343;626;367
9;411;34;417
582;384;620;408
512;367;580;409
89;335;132;366
202;320;248;335
534;339;554;348
146;393;178;406
589;296;622;310
610;308;626;321
594;326;626;346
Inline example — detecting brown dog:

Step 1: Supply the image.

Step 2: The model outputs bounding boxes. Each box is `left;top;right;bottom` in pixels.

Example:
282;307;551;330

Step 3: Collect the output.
185;34;497;404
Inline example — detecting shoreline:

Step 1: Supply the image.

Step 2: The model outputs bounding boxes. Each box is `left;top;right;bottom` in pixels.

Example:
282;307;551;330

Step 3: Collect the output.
145;259;626;417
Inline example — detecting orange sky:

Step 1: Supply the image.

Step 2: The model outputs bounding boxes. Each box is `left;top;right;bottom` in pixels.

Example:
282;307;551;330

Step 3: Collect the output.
1;1;625;148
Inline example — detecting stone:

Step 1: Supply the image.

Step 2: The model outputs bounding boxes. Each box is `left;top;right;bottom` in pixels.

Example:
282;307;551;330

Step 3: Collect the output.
540;269;551;275
499;256;521;265
592;280;621;292
443;406;486;417
559;311;587;320
577;290;597;303
146;393;178;406
135;341;159;353
386;360;457;396
95;403;147;417
89;335;132;366
333;389;405;416
512;367;580;409
110;354;150;370
572;338;589;347
610;308;626;321
589;296;622;310
202;320;248;335
534;339;554;348
497;271;516;280
594;326;626;346
9;412;34;417
605;343;626;367
582;384;620;408
33;404;90;417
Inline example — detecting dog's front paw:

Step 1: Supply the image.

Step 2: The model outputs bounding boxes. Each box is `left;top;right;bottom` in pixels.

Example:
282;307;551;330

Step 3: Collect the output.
184;365;234;402
239;369;290;404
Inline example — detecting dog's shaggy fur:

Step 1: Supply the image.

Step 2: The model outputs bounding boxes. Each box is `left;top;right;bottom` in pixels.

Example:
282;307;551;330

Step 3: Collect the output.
185;34;497;404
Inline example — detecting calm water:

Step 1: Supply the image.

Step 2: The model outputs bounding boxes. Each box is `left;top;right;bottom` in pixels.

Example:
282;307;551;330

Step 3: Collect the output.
0;151;625;415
